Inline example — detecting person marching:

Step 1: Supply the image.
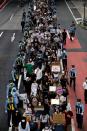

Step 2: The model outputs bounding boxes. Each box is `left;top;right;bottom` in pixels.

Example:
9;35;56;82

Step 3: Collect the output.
83;77;87;104
62;29;67;45
75;99;84;129
69;65;77;91
5;95;16;127
69;21;76;41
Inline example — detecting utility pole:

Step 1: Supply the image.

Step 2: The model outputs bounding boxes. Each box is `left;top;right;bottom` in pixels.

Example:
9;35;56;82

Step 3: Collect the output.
83;3;86;20
83;0;86;25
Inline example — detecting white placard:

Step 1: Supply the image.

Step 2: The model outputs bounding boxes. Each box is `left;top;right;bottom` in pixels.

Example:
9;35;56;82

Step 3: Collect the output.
19;93;27;100
51;65;60;72
34;5;36;10
51;99;60;105
49;86;56;92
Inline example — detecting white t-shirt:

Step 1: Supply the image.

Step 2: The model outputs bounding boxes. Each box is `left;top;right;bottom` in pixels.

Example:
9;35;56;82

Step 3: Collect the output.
35;68;42;80
42;127;52;131
18;122;30;131
40;114;49;123
83;81;87;90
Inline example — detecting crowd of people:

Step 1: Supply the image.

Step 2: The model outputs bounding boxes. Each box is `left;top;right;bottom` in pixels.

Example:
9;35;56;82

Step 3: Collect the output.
5;0;85;131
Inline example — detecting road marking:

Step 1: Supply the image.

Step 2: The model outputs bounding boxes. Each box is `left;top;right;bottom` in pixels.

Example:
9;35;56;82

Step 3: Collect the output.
65;0;78;24
11;33;15;42
10;14;13;21
75;18;83;21
0;0;10;12
66;30;70;39
75;18;83;24
0;32;3;37
18;75;22;90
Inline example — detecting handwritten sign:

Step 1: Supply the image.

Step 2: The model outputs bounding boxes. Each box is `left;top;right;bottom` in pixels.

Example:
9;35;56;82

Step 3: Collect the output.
51;65;60;72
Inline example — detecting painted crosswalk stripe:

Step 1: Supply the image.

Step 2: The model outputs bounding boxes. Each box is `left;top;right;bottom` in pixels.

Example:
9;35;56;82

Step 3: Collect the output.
11;33;15;42
0;32;3;37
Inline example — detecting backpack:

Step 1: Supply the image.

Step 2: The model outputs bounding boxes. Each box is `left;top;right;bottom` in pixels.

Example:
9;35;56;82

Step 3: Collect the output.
71;70;75;77
76;105;82;114
62;52;67;59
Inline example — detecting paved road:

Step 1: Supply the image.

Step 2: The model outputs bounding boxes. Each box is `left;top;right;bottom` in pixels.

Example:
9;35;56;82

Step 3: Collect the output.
0;0;29;30
0;1;28;130
56;0;87;131
56;0;87;51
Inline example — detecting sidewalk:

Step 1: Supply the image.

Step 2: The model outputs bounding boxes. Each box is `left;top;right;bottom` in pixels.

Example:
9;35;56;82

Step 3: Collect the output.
65;36;87;131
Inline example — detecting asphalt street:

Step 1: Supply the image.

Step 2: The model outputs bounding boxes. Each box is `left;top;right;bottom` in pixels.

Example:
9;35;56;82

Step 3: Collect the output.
56;0;87;51
0;0;29;30
0;1;28;130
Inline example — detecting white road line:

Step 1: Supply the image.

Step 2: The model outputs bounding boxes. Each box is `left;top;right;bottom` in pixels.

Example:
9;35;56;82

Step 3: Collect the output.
65;0;77;24
75;18;82;21
0;32;3;37
68;102;75;131
70;7;79;9
0;0;10;12
66;30;70;39
18;75;22;90
10;14;13;21
11;33;15;42
76;18;83;24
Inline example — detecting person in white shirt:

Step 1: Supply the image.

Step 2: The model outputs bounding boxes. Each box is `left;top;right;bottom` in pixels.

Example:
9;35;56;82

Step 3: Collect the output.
42;126;52;131
31;80;38;96
18;118;30;131
35;67;42;84
83;77;87;103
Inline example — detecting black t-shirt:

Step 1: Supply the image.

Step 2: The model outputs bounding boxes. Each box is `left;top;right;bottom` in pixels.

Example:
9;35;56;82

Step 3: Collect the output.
62;32;67;39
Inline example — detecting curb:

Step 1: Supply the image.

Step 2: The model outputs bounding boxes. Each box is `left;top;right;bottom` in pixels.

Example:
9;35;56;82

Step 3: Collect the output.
78;23;87;30
0;0;10;10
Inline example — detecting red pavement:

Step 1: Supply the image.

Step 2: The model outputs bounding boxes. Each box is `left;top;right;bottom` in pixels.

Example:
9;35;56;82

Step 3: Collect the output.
65;37;81;49
65;37;87;131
